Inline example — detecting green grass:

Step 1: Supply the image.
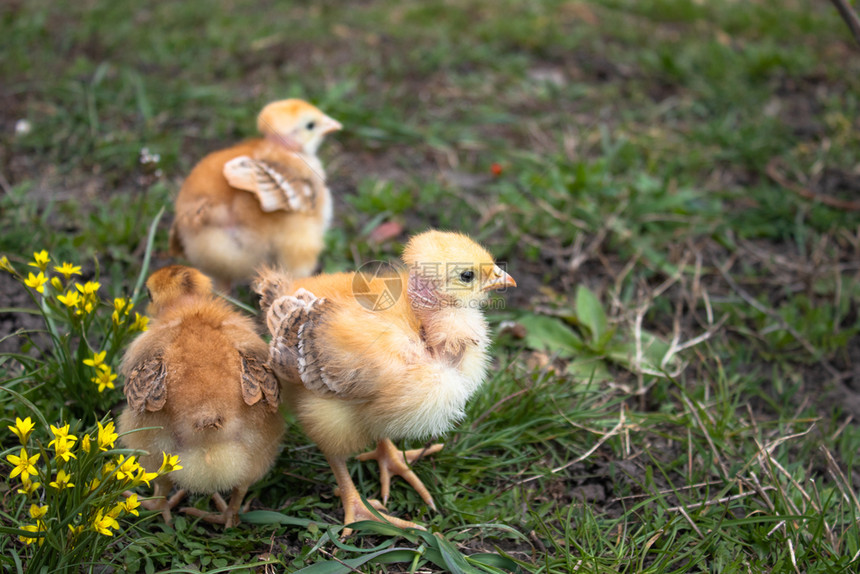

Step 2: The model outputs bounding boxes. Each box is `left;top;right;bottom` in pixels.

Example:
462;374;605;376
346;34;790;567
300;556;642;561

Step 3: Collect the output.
3;0;860;571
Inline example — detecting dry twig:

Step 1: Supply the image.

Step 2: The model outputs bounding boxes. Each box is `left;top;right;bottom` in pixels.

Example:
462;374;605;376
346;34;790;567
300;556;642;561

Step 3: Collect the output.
829;0;860;47
766;157;860;211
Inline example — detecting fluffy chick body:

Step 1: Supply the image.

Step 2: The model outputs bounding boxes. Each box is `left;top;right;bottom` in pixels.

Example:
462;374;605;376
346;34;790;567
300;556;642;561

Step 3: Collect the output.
257;230;515;531
280;271;489;456
169;99;340;288
119;265;283;525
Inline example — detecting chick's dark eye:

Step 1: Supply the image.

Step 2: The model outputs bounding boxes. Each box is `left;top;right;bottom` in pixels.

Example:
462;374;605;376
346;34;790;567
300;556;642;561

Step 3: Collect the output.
460;270;475;283
306;121;316;130
145;287;152;300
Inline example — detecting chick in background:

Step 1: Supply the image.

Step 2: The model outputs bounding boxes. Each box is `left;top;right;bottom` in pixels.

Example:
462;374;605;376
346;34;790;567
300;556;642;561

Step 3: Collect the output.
170;99;341;291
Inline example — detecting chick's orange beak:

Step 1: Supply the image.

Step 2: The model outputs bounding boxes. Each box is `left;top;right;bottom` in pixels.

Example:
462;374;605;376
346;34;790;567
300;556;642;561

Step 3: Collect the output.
482;266;517;292
321;116;343;134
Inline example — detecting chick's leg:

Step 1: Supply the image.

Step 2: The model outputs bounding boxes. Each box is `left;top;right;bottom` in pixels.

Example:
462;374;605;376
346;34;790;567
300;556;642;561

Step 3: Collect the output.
180;485;248;528
328;454;426;536
130;478;187;524
356;438;443;510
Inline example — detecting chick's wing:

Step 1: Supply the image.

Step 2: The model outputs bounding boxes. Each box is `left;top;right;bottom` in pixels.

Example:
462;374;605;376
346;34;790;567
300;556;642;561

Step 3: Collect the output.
239;352;280;411
124;354;168;413
223;156;320;214
268;287;419;399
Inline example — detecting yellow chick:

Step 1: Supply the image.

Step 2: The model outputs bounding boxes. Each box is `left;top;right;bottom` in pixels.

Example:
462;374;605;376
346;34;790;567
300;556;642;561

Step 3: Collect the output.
169;99;342;291
118;265;283;527
255;230;516;532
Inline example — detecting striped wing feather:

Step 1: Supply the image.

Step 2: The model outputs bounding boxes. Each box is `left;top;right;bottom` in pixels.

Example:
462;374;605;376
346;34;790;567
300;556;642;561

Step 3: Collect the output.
223;156;317;213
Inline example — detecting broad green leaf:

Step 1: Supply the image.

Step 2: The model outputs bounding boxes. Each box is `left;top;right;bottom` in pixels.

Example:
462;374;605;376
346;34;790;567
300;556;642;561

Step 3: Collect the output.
293;547;417;574
239;510;318;528
468;552;522;572
566;357;613;382
575;285;608;345
517;314;583;356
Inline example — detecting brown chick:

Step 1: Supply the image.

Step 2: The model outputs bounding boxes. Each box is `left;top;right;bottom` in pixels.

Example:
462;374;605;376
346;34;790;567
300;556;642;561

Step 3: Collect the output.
118;265;283;527
255;230;516;533
169;99;342;291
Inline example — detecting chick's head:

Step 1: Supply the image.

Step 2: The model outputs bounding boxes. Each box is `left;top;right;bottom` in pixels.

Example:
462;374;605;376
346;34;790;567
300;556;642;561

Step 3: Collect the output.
402;230;516;309
145;265;213;316
257;99;342;155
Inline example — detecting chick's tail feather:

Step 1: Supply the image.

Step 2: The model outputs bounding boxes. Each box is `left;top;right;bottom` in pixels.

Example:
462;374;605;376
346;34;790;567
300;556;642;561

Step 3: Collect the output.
253;266;295;314
191;405;224;431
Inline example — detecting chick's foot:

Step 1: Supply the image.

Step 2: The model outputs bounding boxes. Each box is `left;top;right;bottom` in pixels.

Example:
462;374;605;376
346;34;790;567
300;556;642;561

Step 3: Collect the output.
356;438;443;510
180;486;248;528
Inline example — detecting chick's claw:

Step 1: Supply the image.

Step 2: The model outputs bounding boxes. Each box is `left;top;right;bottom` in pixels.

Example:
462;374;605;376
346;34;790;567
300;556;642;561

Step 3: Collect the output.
181;506;240;528
356;438;443;510
180;486;249;528
340;489;426;537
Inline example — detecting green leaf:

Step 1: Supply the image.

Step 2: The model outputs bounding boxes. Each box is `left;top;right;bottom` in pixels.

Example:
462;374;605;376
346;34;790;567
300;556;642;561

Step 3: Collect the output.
566;356;613;382
517;314;583;356
605;331;672;374
575;285;608;345
239;510;318;528
436;534;483;574
467;552;522;572
293;547;417;574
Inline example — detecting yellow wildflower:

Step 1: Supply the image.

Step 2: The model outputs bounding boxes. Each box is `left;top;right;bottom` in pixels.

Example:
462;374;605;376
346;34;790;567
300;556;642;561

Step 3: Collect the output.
114;455;139;481
133;466;158;487
57;289;82;308
112;297;131;324
83;350;106;369
81;434;91;453
101;460;116;478
17;475;41;496
68;523;85;546
54;262;82;280
0;255;14;273
24;272;48;293
159;452;183;474
52;436;77;462
49;423;77;445
19;523;44;545
75;281;101;296
92;367;117;393
49;469;75;490
8;416;35;444
74;281;100;315
122;494;141;517
29;504;49;520
78;298;95;315
96;421;118;451
92;509;120;536
50;276;63;292
28;250;50;272
87;477;101;492
130;312;149;332
6;448;39;479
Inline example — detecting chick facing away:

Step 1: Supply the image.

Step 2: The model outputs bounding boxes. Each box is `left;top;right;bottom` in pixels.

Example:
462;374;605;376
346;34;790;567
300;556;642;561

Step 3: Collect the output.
169;99;341;291
255;230;516;533
119;265;283;527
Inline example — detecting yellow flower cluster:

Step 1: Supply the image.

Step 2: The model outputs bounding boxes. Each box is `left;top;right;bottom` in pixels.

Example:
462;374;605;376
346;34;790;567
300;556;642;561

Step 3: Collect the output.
83;350;119;393
6;415;182;543
7;250;152;331
19;504;49;545
112;297;131;324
